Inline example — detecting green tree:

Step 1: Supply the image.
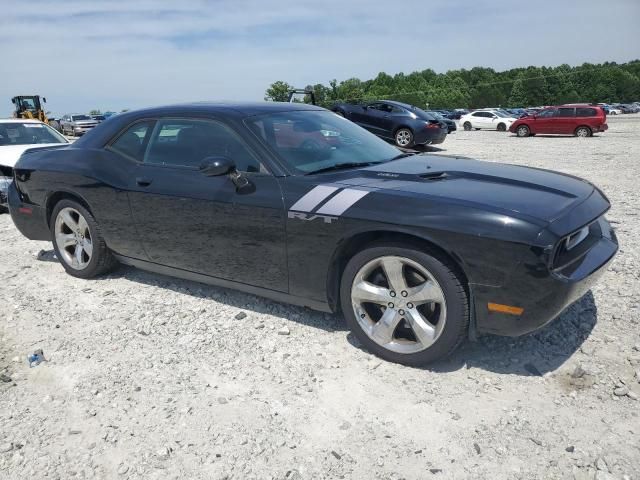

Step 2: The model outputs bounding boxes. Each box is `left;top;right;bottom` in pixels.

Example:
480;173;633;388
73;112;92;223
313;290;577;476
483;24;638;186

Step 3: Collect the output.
89;109;102;115
264;81;293;102
508;75;528;106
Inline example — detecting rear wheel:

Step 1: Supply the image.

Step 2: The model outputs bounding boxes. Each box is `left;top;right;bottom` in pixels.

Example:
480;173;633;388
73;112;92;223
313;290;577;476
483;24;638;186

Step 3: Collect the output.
575;126;591;137
50;199;116;278
340;244;468;366
394;128;414;148
463;122;472;131
516;125;530;137
497;123;506;132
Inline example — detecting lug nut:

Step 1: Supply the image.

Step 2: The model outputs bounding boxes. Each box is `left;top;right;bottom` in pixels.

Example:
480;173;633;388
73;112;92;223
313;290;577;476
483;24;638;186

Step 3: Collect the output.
399;309;405;315
407;302;414;309
401;291;408;297
390;291;396;297
387;302;394;308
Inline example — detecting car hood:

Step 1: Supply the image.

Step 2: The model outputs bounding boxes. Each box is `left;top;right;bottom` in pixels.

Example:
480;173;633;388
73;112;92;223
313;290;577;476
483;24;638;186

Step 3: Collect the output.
0;144;68;168
332;155;597;224
73;120;98;126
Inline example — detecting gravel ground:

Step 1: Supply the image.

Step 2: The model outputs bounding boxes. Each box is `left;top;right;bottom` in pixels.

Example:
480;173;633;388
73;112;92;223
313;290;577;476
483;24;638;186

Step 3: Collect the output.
1;115;639;480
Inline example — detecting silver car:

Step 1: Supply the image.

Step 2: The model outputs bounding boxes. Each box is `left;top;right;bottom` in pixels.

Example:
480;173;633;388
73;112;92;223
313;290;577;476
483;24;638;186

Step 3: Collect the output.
60;114;98;137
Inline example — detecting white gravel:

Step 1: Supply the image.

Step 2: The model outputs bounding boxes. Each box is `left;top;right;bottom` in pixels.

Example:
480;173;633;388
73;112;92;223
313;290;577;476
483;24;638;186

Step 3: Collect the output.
1;115;639;479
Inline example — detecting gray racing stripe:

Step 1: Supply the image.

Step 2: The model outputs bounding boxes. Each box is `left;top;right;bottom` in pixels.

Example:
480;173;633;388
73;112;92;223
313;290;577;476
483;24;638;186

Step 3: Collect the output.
316;188;369;216
290;185;339;212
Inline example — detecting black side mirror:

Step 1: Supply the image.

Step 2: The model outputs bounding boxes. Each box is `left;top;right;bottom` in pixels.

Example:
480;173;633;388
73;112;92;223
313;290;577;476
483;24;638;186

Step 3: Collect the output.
43;97;47;103
199;156;235;176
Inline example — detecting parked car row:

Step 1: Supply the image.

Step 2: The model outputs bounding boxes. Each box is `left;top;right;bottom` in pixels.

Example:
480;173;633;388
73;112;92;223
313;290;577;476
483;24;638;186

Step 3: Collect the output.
509;104;608;137
52;111;118;136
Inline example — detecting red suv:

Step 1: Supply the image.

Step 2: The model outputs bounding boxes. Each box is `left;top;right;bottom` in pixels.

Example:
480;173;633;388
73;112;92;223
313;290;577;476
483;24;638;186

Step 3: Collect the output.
509;104;608;138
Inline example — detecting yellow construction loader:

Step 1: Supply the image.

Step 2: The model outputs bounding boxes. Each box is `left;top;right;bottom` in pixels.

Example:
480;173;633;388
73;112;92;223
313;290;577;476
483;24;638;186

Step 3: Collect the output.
11;95;62;131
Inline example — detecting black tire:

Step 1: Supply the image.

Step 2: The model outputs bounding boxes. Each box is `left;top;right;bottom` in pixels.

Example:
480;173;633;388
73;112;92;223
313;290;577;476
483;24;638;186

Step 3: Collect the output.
497;123;506;132
516;125;530;137
50;199;117;279
340;243;469;366
474;128;480;131
463;122;472;131
394;128;414;148
574;126;592;138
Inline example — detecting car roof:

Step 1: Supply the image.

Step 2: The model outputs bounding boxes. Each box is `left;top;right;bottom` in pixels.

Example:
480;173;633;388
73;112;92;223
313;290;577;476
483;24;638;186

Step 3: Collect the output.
132;101;326;118
0;118;45;124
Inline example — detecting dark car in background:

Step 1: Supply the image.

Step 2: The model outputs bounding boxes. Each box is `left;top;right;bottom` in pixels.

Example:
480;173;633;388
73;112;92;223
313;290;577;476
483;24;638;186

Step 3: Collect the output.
510;104;608;137
7;102;618;366
332;100;448;148
428;111;457;133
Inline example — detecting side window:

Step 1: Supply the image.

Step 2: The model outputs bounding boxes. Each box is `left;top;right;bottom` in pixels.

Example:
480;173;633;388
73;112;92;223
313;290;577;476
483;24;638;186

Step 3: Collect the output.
576;107;597;117
557;108;575;117
537;109;556;118
472;112;482;117
145;118;263;173
109;121;154;162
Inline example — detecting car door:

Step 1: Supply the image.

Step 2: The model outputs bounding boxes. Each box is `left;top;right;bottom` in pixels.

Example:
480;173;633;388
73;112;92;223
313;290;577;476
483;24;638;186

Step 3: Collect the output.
532;108;556;133
353;103;386;134
114;117;289;292
554;107;576;134
366;103;395;138
470;112;488;128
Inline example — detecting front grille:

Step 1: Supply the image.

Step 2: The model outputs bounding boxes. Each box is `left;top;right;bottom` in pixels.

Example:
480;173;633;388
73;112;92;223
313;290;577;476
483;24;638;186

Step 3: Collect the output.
552;219;602;270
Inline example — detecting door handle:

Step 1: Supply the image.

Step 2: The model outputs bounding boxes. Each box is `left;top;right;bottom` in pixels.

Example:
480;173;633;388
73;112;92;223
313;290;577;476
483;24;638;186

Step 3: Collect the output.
136;177;152;187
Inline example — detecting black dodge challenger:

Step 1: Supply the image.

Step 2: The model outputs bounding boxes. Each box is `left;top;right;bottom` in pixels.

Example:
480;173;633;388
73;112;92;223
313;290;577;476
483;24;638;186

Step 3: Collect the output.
8;102;618;366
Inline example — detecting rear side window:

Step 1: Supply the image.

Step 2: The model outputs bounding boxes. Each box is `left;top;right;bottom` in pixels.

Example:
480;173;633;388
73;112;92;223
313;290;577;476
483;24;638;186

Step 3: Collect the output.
576;107;597;117
557;108;575;117
144;118;263;172
109;121;154;162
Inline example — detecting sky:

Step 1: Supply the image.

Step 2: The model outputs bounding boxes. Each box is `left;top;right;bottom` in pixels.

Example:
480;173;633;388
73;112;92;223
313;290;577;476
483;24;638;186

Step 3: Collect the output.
2;0;639;116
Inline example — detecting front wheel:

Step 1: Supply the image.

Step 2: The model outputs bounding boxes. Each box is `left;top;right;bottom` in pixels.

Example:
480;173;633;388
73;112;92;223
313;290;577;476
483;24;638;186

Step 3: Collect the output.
394;128;414;147
516;125;530;137
50;199;116;278
463;122;472;131
497;123;506;132
340;244;469;366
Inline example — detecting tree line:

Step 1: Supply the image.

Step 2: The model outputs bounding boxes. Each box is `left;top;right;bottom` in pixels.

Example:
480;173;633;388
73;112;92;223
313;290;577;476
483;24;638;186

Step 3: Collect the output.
265;60;640;109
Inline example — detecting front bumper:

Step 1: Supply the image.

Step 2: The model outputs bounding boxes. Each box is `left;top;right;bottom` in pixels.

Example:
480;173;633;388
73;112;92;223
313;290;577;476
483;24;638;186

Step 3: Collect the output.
474;216;618;336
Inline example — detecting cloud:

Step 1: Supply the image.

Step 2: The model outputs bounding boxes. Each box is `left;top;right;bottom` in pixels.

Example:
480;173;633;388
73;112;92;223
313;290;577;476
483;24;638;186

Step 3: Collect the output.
2;0;639;115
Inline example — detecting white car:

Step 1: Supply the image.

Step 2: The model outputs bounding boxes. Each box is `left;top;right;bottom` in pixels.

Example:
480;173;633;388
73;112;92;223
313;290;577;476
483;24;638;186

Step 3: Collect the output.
607;107;622;115
0;119;69;210
460;110;518;132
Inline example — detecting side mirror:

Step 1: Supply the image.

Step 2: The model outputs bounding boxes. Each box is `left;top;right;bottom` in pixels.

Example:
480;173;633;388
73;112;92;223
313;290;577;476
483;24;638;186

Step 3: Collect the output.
199;156;235;176
43;97;47;103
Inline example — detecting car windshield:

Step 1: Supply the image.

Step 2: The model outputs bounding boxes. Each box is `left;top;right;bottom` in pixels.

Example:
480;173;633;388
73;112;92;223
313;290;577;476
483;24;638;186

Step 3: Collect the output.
0;122;68;146
72;115;91;121
246;110;401;174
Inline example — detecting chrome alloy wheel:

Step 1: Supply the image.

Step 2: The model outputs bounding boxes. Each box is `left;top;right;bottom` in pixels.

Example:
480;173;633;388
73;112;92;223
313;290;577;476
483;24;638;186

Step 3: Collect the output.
575;127;590;137
54;207;93;270
395;129;412;147
350;256;447;354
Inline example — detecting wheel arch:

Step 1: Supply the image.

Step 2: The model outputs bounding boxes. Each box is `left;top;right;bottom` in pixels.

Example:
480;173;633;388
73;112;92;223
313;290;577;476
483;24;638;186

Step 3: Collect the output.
326;229;470;313
45;190;94;229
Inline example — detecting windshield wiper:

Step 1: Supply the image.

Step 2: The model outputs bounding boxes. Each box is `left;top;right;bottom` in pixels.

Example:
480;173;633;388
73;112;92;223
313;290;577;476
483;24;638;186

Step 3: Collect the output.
305;162;380;175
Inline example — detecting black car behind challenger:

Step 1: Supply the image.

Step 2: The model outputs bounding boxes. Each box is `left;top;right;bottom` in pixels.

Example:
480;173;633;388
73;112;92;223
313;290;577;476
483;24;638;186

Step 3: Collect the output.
8;102;617;366
331;100;448;148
